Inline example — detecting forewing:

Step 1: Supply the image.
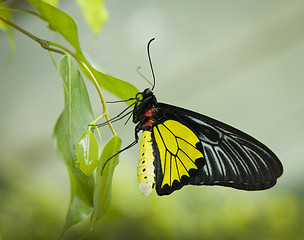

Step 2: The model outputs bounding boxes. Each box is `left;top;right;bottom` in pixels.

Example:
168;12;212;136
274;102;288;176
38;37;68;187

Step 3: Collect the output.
156;103;283;192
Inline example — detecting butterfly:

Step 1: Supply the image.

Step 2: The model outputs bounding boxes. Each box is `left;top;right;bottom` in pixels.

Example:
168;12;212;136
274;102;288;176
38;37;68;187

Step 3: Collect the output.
133;88;283;196
102;38;283;196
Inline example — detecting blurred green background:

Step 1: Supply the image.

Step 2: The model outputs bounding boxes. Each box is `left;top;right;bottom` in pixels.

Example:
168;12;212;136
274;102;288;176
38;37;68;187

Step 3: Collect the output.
0;0;303;239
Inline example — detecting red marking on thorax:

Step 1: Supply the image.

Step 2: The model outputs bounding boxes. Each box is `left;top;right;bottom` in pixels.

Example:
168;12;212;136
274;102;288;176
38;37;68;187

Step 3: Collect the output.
143;120;154;127
144;107;154;117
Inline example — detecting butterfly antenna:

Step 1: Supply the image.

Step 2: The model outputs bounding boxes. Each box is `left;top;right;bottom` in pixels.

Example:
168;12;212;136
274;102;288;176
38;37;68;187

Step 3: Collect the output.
136;66;153;88
147;38;156;90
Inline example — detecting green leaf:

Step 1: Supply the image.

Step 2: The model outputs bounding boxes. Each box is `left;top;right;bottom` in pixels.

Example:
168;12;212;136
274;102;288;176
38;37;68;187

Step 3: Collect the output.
76;0;108;35
91;135;122;224
76;130;99;176
0;3;9;31
27;0;82;53
42;0;58;7
0;3;15;60
27;0;139;101
53;54;95;236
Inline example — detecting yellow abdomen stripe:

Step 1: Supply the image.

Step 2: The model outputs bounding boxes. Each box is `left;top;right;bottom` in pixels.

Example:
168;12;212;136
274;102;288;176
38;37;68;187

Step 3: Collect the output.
137;131;155;196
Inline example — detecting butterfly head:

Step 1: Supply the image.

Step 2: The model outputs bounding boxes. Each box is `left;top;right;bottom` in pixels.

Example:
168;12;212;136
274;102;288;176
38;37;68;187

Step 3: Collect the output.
133;88;157;124
138;88;153;99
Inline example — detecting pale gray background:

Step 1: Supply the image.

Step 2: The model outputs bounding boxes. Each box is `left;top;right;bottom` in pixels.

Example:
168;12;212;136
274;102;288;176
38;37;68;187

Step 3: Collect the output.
0;0;303;226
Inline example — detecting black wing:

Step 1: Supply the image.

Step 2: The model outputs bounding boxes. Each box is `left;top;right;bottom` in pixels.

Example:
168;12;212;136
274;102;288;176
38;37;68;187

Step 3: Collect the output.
155;103;283;192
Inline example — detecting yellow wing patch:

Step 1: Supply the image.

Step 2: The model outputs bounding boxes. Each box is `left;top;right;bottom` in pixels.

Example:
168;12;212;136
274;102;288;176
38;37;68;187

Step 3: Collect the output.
153;120;204;187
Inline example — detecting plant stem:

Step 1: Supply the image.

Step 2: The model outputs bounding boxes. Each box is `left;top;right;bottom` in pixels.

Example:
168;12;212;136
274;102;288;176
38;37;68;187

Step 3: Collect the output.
0;15;116;135
49;42;115;134
0;7;40;17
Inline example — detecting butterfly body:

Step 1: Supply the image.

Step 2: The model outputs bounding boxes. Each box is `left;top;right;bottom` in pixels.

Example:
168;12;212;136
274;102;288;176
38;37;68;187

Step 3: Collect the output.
133;88;283;196
137;131;155;196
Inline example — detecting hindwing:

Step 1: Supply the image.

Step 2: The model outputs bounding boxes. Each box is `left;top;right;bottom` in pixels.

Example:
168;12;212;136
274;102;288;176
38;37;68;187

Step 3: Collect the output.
152;120;205;195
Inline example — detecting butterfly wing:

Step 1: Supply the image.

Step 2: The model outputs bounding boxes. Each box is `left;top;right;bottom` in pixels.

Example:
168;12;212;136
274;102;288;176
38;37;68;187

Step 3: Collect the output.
151;119;206;195
152;103;283;196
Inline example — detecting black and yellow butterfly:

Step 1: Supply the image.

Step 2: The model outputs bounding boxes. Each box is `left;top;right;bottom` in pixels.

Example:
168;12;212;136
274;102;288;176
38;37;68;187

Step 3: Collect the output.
133;88;283;196
104;39;283;196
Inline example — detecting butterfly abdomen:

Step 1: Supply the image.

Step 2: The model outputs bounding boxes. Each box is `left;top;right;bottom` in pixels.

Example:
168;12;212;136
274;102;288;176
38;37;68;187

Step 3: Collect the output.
137;131;155;196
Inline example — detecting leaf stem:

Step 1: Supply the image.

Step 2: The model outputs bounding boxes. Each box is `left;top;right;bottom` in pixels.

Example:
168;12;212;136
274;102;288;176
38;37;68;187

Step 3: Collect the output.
0;15;116;135
0;7;40;17
49;41;116;135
